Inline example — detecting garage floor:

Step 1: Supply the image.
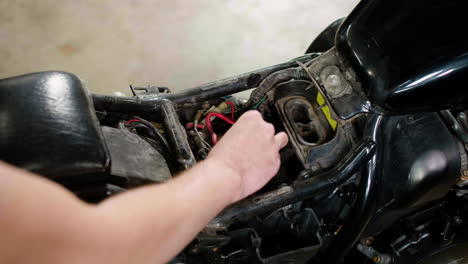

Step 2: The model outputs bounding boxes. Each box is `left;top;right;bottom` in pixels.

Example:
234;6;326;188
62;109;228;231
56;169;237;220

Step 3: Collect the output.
0;0;358;97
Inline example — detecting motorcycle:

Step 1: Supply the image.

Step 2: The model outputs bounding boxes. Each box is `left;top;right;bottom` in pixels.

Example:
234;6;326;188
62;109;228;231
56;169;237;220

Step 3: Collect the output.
1;0;468;263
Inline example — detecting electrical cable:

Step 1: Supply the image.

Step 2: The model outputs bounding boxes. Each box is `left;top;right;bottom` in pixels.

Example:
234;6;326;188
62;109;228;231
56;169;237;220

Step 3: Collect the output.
194;121;212;150
296;60;315;81
127;117;170;151
125;119;141;125
251;96;267;110
248;60;314;110
225;101;236;121
125;123;150;131
205;112;235;145
191;107;212;150
185;122;205;130
296;60;337;117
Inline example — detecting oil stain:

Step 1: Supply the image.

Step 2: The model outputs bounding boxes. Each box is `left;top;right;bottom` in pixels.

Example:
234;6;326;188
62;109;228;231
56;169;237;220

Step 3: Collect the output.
58;43;79;56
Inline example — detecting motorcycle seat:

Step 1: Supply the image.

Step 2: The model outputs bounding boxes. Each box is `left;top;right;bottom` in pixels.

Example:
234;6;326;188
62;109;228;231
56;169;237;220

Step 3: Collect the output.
0;71;110;186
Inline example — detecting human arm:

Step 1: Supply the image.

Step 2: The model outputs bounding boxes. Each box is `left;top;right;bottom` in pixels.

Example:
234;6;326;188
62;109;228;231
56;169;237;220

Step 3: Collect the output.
0;110;288;264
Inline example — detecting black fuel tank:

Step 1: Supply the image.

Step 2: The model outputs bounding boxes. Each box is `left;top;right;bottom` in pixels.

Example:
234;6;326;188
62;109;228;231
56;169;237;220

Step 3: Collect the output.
336;0;468;113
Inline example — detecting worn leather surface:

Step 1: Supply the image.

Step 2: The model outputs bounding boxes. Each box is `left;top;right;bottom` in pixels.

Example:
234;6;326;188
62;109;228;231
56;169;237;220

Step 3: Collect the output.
102;126;171;184
0;71;110;184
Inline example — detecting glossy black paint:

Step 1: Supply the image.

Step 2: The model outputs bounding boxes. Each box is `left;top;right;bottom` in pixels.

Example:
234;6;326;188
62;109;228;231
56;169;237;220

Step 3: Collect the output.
0;72;110;185
363;112;461;237
305;17;344;53
325;115;383;264
325;112;462;263
336;0;468;113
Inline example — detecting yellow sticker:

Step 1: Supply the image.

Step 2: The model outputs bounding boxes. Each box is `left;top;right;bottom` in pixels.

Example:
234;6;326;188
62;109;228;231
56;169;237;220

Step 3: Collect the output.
317;93;337;131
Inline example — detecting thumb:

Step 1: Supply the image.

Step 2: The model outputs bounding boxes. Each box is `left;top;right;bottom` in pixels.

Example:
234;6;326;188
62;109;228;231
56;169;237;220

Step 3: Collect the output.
274;132;288;149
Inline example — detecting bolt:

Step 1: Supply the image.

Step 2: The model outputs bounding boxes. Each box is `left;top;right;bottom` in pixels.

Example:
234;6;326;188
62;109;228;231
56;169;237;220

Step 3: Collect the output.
454;216;462;224
326;74;341;86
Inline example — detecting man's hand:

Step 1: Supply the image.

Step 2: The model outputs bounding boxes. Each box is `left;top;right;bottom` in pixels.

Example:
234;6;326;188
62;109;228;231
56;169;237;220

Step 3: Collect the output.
208;110;288;202
0;110;288;264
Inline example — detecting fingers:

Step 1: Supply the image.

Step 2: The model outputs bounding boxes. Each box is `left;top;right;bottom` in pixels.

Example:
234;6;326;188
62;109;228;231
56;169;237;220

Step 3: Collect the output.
240;110;262;122
239;110;288;149
265;123;275;136
274;132;288;149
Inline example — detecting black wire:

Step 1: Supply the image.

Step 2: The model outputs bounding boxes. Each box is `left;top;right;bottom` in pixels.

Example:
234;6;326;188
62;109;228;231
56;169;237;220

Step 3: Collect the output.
126;123;148;130
128;117;170;151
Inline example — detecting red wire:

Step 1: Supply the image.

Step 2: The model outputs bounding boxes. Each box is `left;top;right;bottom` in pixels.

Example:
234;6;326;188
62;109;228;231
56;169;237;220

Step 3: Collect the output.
225;101;236;121
125;119;141;125
185;122;205;129
205;112;235;145
206;112;235;125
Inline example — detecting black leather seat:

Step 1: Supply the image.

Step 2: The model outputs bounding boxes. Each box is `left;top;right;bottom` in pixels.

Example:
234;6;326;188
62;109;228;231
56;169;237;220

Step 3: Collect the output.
0;71;110;186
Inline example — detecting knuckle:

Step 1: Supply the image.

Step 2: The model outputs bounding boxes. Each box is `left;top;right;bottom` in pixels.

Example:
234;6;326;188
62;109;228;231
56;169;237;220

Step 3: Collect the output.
239;111;258;123
264;123;275;134
244;110;261;120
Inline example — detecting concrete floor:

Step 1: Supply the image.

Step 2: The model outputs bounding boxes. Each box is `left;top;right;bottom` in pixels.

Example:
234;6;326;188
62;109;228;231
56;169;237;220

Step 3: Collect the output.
0;0;358;96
